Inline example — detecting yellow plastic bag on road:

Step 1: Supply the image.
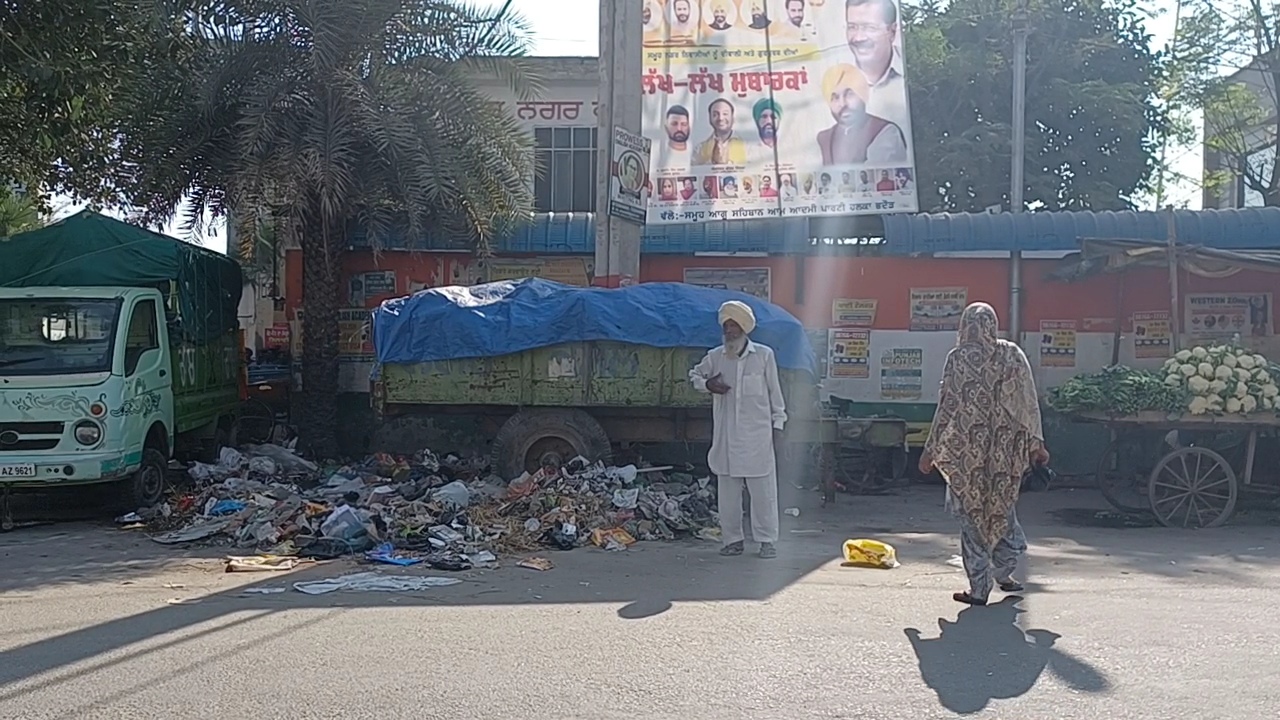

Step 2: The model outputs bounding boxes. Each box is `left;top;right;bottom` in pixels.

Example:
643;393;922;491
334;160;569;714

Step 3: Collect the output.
842;538;900;569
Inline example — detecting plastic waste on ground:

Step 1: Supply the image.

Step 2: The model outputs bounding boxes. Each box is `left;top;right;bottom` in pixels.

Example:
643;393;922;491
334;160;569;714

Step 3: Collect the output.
431;480;471;508
292;572;463;595
842;538;900;569
224;555;304;572
365;542;423;566
145;443;722;568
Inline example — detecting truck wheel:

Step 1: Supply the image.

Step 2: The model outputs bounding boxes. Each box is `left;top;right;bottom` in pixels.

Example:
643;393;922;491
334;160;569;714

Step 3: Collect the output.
203;426;231;464
490;409;612;480
124;448;168;509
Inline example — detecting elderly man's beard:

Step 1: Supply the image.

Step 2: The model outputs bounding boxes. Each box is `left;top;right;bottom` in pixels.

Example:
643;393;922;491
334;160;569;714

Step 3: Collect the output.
725;335;747;355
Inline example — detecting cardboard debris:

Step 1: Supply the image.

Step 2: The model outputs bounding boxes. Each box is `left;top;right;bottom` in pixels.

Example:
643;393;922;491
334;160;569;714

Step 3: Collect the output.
517;557;555;571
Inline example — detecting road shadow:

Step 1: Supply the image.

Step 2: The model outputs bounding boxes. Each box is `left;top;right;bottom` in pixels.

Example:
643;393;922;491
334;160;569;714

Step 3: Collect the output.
904;596;1110;714
2;484;1279;696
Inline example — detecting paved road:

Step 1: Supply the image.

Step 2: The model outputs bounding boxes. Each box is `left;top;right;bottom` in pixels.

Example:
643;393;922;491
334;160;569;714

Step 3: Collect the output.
1;486;1278;719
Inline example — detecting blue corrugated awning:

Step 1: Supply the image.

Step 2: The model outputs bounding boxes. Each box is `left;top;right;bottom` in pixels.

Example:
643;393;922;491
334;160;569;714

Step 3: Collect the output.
880;208;1280;255
348;208;1280;255
349;213;808;254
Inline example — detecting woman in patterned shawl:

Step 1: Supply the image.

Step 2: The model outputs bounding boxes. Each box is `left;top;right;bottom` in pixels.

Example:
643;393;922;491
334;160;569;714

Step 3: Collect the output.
919;302;1050;606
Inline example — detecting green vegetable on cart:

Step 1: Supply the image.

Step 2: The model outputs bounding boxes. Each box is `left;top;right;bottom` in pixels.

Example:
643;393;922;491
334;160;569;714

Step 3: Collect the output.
1048;344;1280;417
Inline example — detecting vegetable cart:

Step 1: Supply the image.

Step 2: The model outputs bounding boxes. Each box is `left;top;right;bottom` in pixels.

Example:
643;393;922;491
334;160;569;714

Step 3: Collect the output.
1077;410;1280;528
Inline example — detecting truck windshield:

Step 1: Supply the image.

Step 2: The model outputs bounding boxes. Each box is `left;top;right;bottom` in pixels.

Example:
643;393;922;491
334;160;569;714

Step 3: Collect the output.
0;298;122;376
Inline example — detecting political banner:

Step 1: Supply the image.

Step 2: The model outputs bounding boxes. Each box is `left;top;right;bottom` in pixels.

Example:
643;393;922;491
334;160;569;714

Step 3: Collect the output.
641;0;918;225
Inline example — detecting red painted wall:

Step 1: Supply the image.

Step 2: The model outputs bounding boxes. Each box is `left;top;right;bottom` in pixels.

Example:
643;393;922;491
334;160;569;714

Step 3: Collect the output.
283;249;1280;332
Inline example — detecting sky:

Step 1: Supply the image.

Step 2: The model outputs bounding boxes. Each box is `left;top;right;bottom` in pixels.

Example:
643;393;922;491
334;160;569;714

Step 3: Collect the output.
66;0;1198;253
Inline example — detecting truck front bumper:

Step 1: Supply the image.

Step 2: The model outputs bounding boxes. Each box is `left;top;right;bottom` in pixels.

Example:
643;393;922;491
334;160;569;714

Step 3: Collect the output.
0;450;137;488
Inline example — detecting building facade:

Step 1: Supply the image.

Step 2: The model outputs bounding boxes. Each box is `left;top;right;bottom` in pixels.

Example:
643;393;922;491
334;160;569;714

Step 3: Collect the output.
1201;60;1279;209
263;57;1280;473
481;57;600;215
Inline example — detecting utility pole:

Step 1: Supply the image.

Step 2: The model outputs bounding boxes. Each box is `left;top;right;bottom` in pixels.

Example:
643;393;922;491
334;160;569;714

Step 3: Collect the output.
1009;0;1029;343
1154;0;1184;209
593;0;643;287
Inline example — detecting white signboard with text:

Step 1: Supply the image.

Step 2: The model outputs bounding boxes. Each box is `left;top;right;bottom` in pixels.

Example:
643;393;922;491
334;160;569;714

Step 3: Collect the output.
609;126;652;224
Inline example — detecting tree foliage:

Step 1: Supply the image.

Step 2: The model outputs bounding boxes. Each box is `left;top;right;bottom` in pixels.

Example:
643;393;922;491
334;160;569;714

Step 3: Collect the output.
1172;0;1280;206
903;0;1170;212
0;1;170;194
111;0;539;451
0;188;44;237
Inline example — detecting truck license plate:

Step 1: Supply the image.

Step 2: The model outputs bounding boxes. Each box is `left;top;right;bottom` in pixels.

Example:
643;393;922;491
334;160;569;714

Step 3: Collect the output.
0;463;36;478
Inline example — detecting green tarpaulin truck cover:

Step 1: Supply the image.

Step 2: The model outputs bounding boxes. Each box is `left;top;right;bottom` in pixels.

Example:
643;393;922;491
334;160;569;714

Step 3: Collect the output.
0;210;242;342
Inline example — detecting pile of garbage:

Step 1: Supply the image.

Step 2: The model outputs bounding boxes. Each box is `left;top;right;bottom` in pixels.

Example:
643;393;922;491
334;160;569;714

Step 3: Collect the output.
131;444;720;571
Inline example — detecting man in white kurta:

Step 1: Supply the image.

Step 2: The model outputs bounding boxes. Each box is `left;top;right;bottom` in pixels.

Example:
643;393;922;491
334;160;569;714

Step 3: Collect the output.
689;301;787;558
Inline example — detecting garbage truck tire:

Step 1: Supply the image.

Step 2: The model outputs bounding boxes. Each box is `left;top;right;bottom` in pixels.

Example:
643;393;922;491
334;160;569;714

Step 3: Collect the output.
123;448;168;510
491;409;612;480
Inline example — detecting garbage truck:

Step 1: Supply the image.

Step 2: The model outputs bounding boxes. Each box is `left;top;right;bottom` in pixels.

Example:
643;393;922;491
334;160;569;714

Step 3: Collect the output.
0;211;244;520
369;279;908;489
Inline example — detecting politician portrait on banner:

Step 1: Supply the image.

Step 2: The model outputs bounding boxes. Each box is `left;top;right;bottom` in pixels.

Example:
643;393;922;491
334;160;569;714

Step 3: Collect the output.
641;0;918;225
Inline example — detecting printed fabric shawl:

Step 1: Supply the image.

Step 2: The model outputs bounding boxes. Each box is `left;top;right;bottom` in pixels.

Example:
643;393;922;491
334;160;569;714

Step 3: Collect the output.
924;303;1044;550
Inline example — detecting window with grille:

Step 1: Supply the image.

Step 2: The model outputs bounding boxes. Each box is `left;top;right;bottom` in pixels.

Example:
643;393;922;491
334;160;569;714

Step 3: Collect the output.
533;127;598;213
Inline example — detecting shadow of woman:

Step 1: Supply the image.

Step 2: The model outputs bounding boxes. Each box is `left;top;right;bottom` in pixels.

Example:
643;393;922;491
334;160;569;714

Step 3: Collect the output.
617;597;673;620
903;596;1110;714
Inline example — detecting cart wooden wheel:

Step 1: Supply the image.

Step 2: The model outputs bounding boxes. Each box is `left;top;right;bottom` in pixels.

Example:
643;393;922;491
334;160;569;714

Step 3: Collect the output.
1147;446;1239;529
1096;432;1163;514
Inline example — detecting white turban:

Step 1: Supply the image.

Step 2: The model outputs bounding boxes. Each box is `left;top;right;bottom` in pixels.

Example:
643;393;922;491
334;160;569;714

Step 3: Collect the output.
718;300;756;334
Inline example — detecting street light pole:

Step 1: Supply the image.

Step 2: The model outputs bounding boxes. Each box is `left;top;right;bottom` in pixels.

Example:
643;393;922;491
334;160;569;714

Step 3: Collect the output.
1009;0;1029;343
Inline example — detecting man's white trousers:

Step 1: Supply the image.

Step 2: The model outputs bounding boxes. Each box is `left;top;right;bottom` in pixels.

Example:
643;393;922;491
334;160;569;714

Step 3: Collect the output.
717;469;779;544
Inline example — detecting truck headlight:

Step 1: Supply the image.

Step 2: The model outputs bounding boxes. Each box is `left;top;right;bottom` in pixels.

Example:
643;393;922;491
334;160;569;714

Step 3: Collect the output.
74;420;102;446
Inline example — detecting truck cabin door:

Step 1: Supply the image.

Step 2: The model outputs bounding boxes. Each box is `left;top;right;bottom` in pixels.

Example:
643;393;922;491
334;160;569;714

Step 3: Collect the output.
118;298;172;459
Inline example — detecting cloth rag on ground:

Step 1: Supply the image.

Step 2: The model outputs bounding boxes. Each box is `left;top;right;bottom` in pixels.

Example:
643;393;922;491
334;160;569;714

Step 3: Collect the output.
371;278;817;377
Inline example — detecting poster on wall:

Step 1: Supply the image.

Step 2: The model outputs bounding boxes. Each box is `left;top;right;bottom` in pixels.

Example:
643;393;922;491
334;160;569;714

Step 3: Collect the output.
487;258;593;287
832;298;877;327
1131;311;1171;359
879;348;923;400
609;125;652;224
683;267;771;300
1083;317;1116;333
827;329;870;378
640;0;919;225
348;270;396;305
337;309;374;359
263;324;290;351
908;287;967;331
1038;320;1077;368
418;257;595;288
1185;293;1272;339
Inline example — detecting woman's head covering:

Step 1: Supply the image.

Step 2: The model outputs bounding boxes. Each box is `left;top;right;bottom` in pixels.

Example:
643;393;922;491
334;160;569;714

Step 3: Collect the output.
924;302;1044;550
719;300;756;334
958;302;999;349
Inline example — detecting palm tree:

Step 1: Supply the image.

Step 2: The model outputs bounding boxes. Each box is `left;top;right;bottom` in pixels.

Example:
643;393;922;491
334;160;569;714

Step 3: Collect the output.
116;0;538;452
0;190;44;237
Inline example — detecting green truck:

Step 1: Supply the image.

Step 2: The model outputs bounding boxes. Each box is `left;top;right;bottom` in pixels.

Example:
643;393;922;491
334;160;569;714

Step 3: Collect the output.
372;341;833;478
372;342;910;491
0;212;243;522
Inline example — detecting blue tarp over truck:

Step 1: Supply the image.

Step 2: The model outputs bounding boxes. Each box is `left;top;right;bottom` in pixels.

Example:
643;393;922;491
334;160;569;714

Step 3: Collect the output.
371;278;818;378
